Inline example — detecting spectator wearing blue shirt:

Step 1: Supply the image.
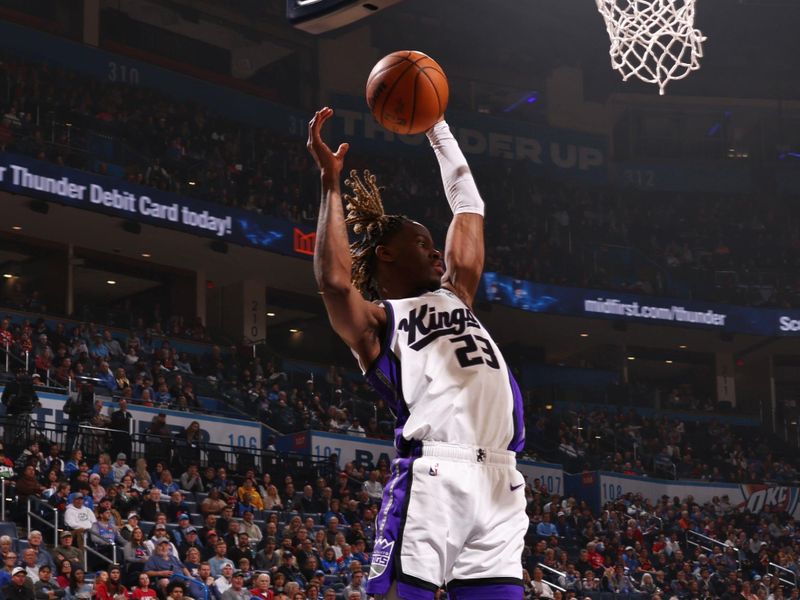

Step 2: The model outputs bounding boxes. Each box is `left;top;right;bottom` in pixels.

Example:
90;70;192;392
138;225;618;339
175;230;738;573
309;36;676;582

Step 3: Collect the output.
622;547;640;573
25;531;56;571
208;541;233;578
95;362;116;391
0;551;14;588
145;539;190;592
156;470;180;496
89;335;110;362
555;511;574;538
536;512;559;538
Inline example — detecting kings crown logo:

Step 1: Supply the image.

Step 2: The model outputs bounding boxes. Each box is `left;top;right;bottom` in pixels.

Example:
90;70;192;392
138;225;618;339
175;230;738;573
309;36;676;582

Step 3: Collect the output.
398;304;480;351
369;538;395;579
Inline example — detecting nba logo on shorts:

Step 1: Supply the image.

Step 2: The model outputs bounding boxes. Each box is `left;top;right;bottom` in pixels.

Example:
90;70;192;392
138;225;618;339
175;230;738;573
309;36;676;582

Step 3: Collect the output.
369;538;395;578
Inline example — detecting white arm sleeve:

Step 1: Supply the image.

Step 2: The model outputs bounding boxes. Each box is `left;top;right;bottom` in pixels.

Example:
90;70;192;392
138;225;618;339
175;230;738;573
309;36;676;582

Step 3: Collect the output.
426;120;485;216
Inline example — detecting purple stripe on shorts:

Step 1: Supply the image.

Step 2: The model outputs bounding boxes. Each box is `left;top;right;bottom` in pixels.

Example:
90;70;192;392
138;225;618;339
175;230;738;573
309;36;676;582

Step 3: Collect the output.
396;581;436;600
449;583;524;600
365;453;418;596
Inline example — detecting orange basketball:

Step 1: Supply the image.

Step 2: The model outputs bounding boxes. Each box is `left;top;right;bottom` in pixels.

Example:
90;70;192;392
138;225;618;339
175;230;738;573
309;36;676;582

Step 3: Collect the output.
366;50;449;135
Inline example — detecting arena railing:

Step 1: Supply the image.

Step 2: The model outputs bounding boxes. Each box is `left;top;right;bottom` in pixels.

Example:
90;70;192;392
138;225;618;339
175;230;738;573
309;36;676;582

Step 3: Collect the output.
26;496;60;547
536;563;567;593
769;562;797;589
0;417;325;483
0;479;12;521
686;530;740;572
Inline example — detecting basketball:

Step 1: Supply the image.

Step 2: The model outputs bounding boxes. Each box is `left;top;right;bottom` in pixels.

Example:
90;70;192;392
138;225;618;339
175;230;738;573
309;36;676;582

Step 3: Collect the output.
366;50;449;135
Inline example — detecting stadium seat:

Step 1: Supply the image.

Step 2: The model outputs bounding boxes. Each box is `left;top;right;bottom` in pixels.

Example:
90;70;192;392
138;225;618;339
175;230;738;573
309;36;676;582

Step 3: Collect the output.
0;522;18;539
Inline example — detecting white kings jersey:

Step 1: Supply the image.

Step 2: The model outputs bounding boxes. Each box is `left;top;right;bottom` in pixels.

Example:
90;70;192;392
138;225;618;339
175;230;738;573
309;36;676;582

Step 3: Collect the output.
362;288;525;457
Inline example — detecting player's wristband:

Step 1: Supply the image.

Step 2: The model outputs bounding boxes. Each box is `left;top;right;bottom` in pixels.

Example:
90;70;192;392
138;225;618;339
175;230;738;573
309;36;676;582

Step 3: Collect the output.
426;120;485;216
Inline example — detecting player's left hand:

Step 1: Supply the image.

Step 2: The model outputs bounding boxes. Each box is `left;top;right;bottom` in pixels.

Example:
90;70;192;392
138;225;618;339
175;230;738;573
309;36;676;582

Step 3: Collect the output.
307;107;349;180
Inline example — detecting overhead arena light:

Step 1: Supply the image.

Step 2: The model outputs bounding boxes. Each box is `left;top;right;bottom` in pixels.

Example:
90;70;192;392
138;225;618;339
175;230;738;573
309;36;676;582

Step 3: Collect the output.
286;0;403;34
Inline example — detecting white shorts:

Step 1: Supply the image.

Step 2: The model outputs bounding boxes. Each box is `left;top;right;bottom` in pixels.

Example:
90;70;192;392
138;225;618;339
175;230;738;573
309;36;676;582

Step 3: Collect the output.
367;441;527;600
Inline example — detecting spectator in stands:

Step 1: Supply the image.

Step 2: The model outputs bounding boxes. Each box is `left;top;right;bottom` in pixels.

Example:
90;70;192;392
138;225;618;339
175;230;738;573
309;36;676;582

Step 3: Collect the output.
214;563;234;596
65;567;91;600
26;532;55;571
201;489;226;516
0;552;16;588
111;453;132;485
530;567;554;598
88;473;106;505
177;528;203;562
166;496;190;524
220;570;248;600
130;574;156;600
537;513;559;538
4;567;33;600
143;540;189;592
139;488;163;522
54;560;71;590
227;533;255;568
342;571;366;600
209;542;232;578
239;512;261;545
165;581;186;600
20;549;40;584
51;533;82;571
236;478;261;507
90;507;126;560
179;465;202;494
94;564;128;600
102;331;124;361
15;465;44;515
89;335;110;363
262;485;283;511
249;573;272;600
254;537;280;572
182;547;202;576
122;526;151;571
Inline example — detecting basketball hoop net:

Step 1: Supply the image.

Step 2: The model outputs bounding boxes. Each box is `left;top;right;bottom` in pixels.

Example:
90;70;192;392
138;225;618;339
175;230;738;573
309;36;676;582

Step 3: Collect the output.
595;0;706;95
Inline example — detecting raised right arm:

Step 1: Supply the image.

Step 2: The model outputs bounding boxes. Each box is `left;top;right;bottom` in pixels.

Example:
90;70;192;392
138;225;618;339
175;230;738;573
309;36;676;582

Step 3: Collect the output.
307;108;385;367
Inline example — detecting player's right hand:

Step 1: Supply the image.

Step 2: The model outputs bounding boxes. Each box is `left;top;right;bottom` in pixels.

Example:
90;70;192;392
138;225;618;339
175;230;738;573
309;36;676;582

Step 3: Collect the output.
307;107;349;180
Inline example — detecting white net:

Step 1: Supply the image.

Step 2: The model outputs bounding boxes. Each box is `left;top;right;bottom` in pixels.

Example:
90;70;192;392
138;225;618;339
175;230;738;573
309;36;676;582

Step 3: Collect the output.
595;0;706;95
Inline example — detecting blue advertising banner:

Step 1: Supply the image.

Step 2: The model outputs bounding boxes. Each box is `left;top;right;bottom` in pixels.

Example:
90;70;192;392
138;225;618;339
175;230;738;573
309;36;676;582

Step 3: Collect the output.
0;151;317;257
329;95;608;183
480;271;800;337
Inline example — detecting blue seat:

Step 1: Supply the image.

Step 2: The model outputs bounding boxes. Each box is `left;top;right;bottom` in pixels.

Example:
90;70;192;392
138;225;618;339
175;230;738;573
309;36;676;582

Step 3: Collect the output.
0;522;17;539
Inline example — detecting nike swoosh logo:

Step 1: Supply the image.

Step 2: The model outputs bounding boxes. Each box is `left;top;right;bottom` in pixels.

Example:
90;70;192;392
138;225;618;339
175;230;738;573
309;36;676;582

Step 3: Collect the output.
510;483;524;491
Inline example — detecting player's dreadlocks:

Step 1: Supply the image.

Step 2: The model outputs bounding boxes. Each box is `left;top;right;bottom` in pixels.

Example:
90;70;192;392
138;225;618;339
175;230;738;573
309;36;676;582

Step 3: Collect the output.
344;169;411;300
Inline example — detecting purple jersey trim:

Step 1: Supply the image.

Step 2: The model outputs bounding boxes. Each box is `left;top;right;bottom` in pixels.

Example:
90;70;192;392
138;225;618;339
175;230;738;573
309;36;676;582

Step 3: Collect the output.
364;302;417;457
507;371;526;453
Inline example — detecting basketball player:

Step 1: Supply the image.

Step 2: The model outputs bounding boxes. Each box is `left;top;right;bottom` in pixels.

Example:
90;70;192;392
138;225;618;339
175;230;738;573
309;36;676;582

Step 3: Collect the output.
307;106;526;600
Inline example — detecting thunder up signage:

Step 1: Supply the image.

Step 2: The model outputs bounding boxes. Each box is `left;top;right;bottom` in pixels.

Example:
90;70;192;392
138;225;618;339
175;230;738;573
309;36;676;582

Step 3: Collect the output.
481;271;800;337
329;95;608;184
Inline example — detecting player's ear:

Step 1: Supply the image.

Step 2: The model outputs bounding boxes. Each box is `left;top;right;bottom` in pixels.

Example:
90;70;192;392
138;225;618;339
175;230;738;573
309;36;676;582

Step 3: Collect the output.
375;245;396;263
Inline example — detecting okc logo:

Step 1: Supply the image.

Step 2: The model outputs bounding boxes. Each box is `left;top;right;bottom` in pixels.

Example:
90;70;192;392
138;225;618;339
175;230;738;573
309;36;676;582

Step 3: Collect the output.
369;538;395;579
740;485;800;516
